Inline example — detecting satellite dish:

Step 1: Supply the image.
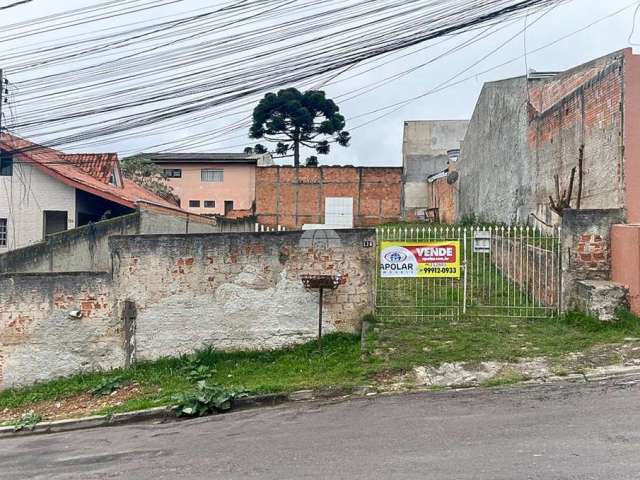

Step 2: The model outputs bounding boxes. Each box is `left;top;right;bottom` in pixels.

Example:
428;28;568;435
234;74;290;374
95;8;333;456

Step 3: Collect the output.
446;171;459;185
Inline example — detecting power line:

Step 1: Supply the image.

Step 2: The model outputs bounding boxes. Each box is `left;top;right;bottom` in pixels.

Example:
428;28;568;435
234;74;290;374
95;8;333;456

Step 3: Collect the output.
1;0;565;153
0;0;33;11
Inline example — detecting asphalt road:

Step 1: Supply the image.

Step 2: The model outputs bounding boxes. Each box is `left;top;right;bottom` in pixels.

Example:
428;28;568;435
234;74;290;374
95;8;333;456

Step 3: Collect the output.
2;377;640;480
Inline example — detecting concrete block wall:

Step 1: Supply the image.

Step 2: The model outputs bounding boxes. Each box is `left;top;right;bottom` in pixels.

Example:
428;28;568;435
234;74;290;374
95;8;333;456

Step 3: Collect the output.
110;229;375;361
255;166;402;230
0;272;123;389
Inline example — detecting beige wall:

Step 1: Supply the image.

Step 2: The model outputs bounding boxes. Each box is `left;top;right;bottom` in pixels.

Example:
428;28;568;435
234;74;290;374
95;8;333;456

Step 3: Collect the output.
163;162;256;215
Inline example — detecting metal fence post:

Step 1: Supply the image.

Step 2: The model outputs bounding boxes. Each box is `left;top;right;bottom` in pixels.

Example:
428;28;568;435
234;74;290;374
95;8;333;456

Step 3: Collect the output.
463;229;468;314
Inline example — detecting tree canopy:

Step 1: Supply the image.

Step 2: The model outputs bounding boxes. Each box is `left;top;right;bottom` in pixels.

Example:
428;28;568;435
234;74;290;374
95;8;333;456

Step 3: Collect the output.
120;155;178;205
249;88;350;166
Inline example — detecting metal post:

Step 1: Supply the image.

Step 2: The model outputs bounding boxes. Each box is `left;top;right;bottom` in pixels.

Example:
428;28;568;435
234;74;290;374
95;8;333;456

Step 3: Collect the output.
462;230;467;314
318;287;323;352
0;69;3;133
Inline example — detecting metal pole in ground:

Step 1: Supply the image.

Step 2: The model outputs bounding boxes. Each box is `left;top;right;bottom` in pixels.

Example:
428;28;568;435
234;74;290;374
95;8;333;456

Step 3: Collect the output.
0;69;4;133
318;287;323;352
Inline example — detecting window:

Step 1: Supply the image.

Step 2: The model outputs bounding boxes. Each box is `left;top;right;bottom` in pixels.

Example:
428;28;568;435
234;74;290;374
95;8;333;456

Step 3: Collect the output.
0;218;6;247
189;200;201;208
163;168;182;178
204;200;215;208
0;151;13;176
201;169;223;182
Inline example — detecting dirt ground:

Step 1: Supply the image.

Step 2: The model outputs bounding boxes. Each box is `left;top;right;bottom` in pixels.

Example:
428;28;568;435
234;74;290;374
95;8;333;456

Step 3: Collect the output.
0;383;143;423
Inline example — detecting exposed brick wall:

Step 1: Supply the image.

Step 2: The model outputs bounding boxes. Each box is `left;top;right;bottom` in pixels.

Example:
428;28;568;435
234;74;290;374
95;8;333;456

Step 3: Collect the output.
575;233;609;271
110;230;375;361
255;166;402;229
1;230;376;389
528;53;625;220
560;208;624;310
0;272;123;389
459;49;631;225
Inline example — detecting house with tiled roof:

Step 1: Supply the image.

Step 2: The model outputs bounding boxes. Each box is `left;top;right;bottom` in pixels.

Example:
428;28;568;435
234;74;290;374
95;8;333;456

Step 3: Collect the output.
0;133;181;252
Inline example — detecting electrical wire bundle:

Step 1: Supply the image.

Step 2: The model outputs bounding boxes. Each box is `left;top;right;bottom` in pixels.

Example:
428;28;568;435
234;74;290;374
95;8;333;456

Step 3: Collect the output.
0;0;572;154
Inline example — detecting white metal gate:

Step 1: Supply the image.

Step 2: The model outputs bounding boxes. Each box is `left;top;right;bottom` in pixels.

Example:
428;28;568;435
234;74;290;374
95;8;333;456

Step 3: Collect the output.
375;225;561;321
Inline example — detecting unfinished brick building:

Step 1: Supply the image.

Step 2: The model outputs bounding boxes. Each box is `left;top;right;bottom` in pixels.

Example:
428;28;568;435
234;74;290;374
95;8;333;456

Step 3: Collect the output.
458;48;640;226
255;166;403;230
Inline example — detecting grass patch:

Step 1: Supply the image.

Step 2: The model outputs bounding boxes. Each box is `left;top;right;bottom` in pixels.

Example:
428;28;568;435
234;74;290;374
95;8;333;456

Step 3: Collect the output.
0;333;376;416
367;310;640;372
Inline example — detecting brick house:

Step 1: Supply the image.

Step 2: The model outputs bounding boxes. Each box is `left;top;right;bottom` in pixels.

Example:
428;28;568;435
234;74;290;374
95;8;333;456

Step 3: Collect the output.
0;133;180;252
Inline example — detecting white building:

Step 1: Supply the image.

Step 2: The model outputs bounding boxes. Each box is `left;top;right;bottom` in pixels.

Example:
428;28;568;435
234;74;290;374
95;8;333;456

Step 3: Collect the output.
0;133;178;253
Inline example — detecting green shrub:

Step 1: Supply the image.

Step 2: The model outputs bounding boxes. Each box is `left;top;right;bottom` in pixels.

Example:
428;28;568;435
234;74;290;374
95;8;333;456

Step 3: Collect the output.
173;381;245;417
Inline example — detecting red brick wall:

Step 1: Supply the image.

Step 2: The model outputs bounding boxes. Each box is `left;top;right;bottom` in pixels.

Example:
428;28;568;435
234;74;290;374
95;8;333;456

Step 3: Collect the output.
255;166;403;229
528;52;625;215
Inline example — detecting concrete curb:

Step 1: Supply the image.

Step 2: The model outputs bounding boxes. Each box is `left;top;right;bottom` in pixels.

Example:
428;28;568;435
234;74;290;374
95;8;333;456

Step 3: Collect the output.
0;388;363;439
3;368;639;439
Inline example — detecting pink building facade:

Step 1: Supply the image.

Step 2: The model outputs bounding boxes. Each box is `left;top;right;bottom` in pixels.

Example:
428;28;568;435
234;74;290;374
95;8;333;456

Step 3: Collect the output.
144;152;272;217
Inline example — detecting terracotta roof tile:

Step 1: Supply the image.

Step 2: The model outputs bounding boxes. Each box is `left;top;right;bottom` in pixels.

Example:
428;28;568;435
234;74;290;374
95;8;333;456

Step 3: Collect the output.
0;133;181;211
60;153;120;184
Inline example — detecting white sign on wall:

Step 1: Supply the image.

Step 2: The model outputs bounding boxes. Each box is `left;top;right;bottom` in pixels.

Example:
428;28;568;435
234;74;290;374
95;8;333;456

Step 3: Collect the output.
325;197;354;228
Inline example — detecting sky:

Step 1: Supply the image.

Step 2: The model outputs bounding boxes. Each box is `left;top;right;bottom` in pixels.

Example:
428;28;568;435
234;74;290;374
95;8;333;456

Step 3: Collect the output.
2;0;639;166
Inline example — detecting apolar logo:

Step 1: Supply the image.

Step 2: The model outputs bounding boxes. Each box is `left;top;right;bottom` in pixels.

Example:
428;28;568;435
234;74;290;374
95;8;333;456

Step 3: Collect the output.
380;247;418;277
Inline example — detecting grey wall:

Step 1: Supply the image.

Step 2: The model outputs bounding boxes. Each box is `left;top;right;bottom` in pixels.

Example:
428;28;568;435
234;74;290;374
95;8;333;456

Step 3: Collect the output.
110;229;375;361
402;120;469;212
0;206;256;274
0;212;141;274
0;272;123;389
457;77;532;224
458;52;626;225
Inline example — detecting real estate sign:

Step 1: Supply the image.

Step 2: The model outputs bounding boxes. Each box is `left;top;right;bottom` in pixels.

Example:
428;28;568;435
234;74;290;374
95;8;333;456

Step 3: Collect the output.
380;241;461;278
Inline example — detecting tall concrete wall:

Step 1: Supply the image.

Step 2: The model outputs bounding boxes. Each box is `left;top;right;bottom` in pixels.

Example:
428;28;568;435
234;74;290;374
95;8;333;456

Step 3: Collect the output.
458;77;532;224
0;272;123;389
402;120;468;214
110;229;375;361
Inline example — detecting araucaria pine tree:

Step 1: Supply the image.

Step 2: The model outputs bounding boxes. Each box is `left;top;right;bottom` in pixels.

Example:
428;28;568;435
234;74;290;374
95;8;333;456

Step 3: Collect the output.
249;88;350;166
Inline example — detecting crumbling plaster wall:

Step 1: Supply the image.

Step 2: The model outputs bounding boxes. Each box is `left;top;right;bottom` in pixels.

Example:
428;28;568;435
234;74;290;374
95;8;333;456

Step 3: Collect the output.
110;229;375;361
0;272;123;389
